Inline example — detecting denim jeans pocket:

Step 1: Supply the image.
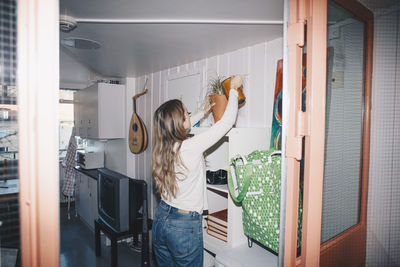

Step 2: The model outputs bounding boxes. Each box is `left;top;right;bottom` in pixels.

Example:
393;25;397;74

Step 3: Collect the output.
166;219;201;257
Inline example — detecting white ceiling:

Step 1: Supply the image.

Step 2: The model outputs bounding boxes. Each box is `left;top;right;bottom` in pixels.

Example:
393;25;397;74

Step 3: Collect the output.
60;0;284;78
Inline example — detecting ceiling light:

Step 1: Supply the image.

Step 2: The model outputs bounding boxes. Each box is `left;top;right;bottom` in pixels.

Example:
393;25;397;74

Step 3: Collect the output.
61;37;102;50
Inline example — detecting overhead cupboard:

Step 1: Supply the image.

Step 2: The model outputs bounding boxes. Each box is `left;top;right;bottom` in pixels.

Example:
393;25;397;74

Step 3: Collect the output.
74;83;125;139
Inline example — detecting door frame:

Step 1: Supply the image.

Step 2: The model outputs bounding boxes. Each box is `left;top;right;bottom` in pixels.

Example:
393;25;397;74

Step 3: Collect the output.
284;0;373;266
18;0;60;266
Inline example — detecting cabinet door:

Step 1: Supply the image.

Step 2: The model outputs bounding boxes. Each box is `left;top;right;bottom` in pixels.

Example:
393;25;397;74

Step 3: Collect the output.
85;84;99;139
98;83;125;138
75;172;80;210
74;91;86;137
79;90;88;137
78;173;90;226
89;178;98;228
75;172;82;215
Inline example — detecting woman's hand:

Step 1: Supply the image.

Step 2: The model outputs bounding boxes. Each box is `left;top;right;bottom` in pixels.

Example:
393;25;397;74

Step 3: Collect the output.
203;97;215;116
230;75;243;90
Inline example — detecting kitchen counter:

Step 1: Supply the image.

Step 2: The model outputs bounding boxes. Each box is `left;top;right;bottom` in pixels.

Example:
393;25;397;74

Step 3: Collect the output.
74;166;100;180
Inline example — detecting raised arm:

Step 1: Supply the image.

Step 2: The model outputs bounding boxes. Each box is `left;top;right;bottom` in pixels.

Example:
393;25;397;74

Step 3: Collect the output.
186;89;239;152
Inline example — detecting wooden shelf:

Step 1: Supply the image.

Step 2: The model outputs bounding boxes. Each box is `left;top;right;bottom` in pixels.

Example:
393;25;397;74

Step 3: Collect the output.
206;184;228;194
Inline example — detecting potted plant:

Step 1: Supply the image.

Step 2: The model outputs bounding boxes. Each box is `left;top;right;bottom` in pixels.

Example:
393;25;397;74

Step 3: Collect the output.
207;75;228;122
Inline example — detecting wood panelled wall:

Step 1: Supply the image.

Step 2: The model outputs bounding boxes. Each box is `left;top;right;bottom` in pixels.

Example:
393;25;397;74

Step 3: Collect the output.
126;38;283;216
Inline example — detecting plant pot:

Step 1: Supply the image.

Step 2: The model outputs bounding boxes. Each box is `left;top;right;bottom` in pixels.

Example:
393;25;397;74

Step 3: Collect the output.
222;77;246;106
210;94;228;123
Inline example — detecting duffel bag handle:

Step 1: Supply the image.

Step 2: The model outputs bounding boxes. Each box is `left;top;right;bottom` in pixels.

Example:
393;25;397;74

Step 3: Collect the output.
268;150;282;163
228;155;252;203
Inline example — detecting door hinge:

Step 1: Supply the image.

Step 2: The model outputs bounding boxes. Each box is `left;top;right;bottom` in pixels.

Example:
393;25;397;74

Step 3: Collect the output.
286;136;302;161
286;111;309;161
297;111;309;137
287;21;305;48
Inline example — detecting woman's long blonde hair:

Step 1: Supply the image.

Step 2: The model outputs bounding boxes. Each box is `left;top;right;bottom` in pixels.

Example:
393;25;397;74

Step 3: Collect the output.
152;99;188;200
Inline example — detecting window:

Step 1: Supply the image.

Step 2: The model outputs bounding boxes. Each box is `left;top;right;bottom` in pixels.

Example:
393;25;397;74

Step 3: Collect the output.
59;89;85;159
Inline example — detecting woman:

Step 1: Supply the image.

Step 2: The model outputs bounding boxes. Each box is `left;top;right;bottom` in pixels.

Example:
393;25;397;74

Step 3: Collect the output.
152;75;242;266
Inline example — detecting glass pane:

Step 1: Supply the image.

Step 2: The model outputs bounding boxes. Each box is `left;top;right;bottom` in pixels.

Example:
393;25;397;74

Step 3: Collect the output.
0;0;20;265
321;0;365;243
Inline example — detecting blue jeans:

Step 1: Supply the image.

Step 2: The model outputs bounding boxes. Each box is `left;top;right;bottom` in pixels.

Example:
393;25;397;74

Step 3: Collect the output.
152;200;203;267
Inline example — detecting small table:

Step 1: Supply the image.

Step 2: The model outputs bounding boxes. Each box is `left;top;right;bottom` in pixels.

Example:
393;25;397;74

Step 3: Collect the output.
94;218;135;267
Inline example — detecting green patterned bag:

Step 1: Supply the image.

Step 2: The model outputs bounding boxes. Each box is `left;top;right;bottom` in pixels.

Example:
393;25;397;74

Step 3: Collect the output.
227;149;302;254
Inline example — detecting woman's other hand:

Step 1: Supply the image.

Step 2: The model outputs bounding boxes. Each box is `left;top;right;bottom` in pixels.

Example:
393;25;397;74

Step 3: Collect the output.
230;75;243;90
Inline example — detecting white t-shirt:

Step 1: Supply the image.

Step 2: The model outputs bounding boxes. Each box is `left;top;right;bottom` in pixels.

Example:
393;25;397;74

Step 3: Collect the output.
162;89;239;213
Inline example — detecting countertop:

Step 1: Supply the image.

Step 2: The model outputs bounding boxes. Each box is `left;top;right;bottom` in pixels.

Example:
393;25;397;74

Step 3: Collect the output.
74;166;100;180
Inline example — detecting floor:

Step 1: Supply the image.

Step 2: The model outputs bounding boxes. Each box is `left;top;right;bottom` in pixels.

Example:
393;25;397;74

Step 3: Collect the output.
60;205;154;267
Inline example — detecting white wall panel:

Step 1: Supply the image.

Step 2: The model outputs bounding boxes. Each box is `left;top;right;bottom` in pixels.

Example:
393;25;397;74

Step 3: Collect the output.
231;47;250;127
206;55;219;79
250;43;267;128
104;139;126;174
219;53;230;79
125;78;136;178
137;76;149;184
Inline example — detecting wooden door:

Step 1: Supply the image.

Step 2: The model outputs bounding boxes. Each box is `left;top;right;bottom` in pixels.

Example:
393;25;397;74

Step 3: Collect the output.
284;0;373;266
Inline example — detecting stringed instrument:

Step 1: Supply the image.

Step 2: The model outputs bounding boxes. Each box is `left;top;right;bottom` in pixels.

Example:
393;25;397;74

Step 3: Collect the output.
129;81;149;154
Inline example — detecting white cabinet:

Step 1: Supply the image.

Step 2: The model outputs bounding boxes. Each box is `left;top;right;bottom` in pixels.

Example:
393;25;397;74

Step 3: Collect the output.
74;83;125;139
88;177;98;229
76;171;89;224
75;170;98;230
74;89;87;137
190;127;271;255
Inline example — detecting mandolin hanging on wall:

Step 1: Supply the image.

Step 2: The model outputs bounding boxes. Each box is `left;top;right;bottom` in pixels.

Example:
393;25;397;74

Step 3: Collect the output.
129;80;149;154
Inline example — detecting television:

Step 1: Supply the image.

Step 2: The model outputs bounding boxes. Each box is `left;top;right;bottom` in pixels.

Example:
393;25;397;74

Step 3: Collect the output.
97;168;150;266
97;168;147;233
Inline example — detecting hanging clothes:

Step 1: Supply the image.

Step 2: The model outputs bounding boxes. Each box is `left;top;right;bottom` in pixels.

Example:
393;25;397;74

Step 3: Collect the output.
62;127;77;198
